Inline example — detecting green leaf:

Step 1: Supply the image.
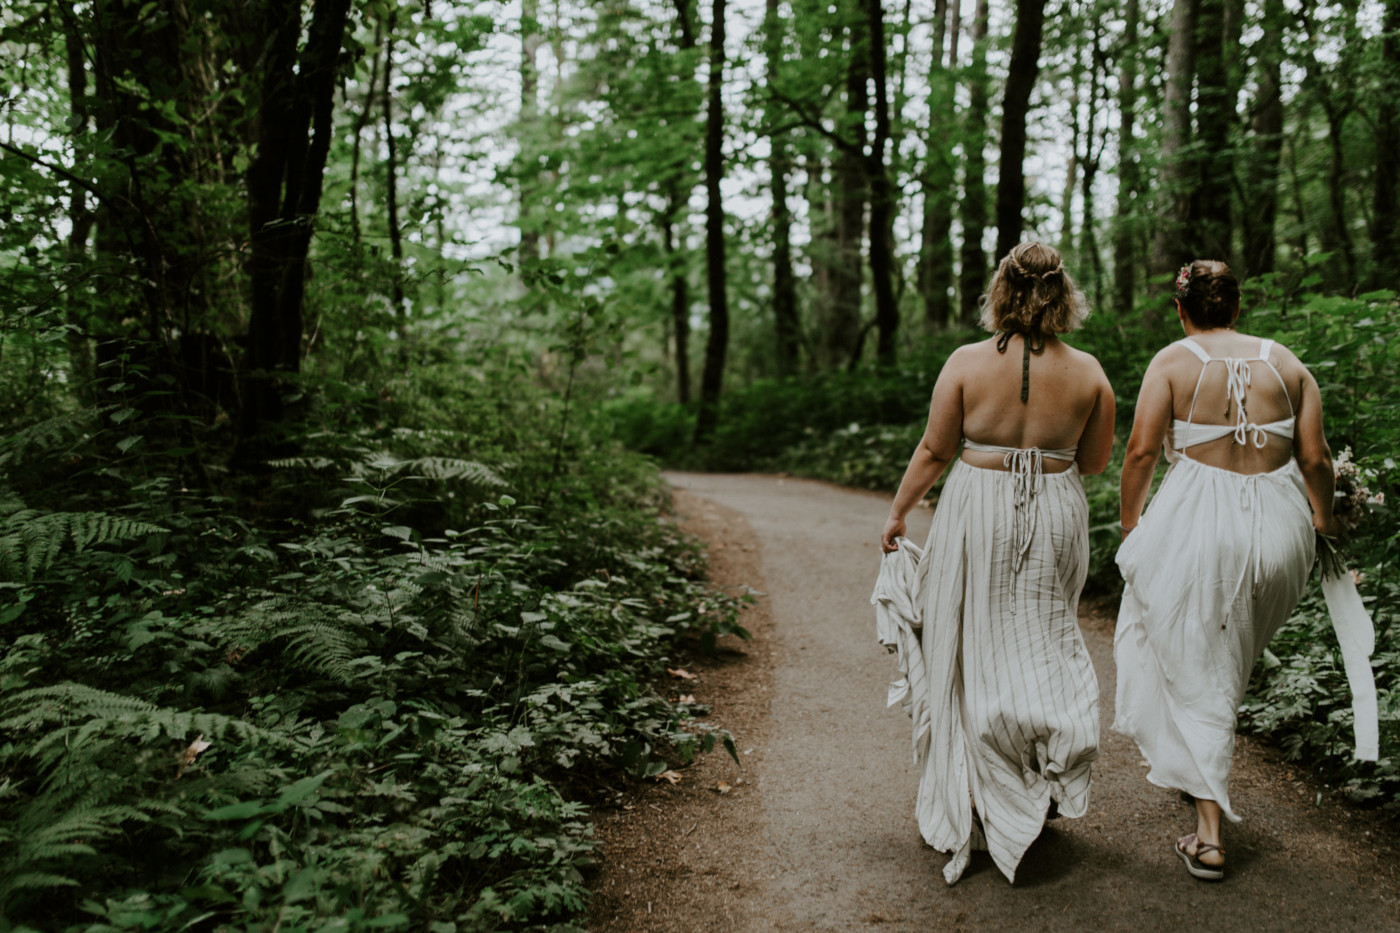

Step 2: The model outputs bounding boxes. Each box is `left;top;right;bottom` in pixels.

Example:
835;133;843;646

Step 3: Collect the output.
272;771;333;811
206;800;267;821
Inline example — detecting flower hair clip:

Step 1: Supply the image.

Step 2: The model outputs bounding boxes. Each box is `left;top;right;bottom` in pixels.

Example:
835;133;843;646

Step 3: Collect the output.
1175;263;1192;298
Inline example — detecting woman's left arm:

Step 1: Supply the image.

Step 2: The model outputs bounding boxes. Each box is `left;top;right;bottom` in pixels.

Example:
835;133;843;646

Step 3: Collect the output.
881;353;966;551
1075;362;1117;476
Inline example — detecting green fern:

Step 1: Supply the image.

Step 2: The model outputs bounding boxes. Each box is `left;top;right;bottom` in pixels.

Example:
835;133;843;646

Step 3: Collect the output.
396;457;506;486
350;453;505;487
0;801;152;901
0;407;113;470
0;510;165;582
209;600;369;686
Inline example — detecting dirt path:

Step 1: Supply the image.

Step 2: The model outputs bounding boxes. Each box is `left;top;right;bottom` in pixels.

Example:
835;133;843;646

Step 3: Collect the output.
590;473;1400;932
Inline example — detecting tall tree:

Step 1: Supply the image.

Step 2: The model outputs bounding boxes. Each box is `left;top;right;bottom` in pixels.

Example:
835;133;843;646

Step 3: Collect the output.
1241;0;1285;277
1372;0;1400;285
867;0;898;363
827;7;868;368
995;0;1049;261
1299;0;1357;288
1078;18;1109;303
959;0;992;321
694;0;728;442
1112;0;1140;311
519;0;543;264
1191;0;1232;261
1151;0;1198;289
382;9;408;353
240;0;355;454
766;0;801;374
663;0;698;403
918;0;956;329
57;4;95;390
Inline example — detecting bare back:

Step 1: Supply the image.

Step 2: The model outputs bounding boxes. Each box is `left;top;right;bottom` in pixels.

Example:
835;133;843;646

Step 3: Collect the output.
954;335;1114;475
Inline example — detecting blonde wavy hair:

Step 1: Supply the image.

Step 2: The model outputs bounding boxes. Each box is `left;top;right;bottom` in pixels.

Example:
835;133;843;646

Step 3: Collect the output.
978;241;1089;336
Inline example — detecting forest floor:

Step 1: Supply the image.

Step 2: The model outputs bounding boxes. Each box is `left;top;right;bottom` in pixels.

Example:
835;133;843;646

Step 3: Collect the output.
587;472;1400;933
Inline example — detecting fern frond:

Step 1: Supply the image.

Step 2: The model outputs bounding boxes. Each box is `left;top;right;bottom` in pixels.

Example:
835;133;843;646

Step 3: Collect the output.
1;872;80;893
212;602;369;686
266;456;340;471
398;458;506;487
0;684;289;774
0;510;165;582
0;406;112;469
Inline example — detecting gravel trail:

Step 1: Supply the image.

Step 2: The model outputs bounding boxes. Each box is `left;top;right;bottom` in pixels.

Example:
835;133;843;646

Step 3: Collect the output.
589;472;1400;933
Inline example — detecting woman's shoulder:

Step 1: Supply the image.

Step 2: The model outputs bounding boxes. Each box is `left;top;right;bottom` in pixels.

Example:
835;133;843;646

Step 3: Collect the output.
1261;336;1303;366
1054;340;1112;379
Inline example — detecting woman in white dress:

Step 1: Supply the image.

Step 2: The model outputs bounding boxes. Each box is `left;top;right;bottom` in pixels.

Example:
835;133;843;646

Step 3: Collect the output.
1115;260;1339;881
878;242;1116;884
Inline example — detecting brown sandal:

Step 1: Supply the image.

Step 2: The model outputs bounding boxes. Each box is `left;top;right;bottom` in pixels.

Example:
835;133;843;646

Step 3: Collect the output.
1176;833;1225;881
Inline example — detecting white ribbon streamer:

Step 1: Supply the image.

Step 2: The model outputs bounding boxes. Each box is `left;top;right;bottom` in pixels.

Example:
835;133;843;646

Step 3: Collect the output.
1320;572;1380;761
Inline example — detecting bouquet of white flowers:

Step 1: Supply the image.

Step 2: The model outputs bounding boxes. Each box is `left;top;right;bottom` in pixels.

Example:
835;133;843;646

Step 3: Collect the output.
1317;447;1384;580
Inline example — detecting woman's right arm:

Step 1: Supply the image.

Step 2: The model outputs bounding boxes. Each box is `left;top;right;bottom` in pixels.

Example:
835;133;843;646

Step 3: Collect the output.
1119;351;1174;536
881;353;965;551
1291;359;1338;536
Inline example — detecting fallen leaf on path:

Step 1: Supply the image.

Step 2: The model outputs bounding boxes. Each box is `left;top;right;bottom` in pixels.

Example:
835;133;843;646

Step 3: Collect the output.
667;668;697;681
655;770;682;784
714;781;731;794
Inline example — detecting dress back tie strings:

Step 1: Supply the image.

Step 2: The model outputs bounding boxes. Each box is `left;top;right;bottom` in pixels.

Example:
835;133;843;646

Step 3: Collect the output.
962;439;1078;616
1005;447;1045;577
1221;358;1267;447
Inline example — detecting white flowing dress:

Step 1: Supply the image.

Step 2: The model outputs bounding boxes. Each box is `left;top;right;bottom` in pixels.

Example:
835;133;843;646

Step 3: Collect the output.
1114;337;1315;821
874;441;1099;884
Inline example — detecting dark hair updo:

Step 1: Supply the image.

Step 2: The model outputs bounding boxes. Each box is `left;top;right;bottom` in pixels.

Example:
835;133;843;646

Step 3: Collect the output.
979;241;1088;336
1175;259;1240;329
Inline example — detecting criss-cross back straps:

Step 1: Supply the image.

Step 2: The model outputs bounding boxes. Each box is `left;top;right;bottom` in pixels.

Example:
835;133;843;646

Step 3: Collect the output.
1175;337;1295;450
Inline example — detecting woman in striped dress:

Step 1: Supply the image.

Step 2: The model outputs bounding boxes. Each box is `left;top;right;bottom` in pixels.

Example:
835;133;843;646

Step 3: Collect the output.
1115;260;1339;880
878;242;1115;884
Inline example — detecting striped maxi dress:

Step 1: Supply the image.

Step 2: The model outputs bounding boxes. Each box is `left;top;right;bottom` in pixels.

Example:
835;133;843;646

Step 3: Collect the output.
874;451;1100;884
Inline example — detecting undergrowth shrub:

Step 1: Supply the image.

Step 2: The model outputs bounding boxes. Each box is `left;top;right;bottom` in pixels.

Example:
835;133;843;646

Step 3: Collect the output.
0;369;744;931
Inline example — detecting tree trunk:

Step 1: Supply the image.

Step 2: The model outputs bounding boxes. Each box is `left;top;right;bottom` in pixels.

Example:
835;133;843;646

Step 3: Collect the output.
1191;0;1232;262
766;0;800;374
60;8;96;391
867;0;898;364
349;20;383;248
958;0;991;322
693;0;728;443
827;9;868;369
994;0;1049;262
238;0;354;457
382;11;408;355
519;0;543;263
661;196;691;403
1059;58;1081;256
1079;22;1107;304
947;0;961;67
1112;0;1140;312
1150;0;1198;287
1372;0;1400;285
1242;0;1284;277
918;0;955;329
666;0;697;402
1299;5;1355;288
